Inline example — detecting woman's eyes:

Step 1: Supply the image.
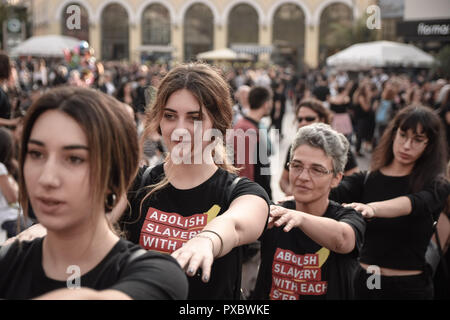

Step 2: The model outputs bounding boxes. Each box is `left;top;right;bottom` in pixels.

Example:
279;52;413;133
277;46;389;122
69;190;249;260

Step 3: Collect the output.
67;156;85;165
163;113;175;120
163;113;201;121
27;150;85;165
27;150;43;159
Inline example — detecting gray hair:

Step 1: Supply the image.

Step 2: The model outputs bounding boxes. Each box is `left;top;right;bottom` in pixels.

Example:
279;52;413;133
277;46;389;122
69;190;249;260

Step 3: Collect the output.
290;123;349;174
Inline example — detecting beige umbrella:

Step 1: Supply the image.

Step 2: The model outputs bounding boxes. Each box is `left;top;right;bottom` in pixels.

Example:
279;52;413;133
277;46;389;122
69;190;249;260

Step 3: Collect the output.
326;40;435;70
197;48;252;61
10;35;80;58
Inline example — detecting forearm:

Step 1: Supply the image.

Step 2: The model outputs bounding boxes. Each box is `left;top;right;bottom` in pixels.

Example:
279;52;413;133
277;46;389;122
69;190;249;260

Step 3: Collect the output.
299;212;354;254
34;288;131;300
368;196;412;218
201;215;240;258
202;195;268;258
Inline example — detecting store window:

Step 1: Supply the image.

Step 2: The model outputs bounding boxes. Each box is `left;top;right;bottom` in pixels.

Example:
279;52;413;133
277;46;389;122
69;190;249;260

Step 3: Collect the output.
319;3;353;65
227;4;258;46
142;4;171;45
101;3;129;61
272;4;305;68
183;3;214;61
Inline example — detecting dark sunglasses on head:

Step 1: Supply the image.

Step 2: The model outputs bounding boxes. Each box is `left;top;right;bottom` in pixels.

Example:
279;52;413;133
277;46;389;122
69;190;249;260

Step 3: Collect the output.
297;116;317;122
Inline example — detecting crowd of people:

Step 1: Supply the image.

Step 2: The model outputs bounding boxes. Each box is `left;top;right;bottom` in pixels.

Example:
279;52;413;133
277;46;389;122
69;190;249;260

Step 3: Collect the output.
0;50;449;300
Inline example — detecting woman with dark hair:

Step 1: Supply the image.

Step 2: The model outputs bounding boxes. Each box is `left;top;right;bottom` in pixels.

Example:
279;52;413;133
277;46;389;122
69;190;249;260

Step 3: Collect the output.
353;82;375;157
116;62;270;299
0;51;19;128
329;84;353;141
0;86;188;299
330;105;450;299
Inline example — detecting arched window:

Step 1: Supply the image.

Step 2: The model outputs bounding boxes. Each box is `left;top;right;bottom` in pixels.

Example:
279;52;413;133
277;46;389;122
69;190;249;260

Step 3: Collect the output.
61;2;89;42
319;3;353;65
227;4;258;46
183;3;214;62
101;3;129;60
272;4;305;68
142;4;171;45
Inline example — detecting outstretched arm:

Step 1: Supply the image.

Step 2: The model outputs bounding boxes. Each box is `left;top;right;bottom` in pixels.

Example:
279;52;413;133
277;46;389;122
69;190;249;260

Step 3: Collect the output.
270;205;356;254
171;194;268;283
35;288;131;300
345;196;412;219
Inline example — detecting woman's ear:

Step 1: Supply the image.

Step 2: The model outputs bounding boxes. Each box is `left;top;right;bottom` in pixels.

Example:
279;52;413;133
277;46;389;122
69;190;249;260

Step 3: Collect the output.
330;172;343;189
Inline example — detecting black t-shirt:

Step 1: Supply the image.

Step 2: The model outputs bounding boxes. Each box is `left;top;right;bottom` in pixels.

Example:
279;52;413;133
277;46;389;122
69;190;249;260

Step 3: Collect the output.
313;86;330;102
0;238;188;300
330;170;450;270
0;87;11;120
253;200;365;300
121;164;270;300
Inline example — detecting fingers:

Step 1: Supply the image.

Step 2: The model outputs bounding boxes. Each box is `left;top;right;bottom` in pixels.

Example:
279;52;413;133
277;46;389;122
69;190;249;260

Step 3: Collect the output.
270;205;286;217
344;203;374;219
171;237;215;283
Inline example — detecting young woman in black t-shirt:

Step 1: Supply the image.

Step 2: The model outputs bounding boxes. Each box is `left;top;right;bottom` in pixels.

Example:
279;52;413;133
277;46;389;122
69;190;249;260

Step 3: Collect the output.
0;87;187;300
116;63;270;299
330;105;450;299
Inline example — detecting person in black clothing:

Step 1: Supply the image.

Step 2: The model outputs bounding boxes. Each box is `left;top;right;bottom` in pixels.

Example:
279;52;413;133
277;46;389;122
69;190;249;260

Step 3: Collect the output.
312;76;330;103
115;63;270;299
270;81;286;137
253;123;365;300
330;105;450;299
0;52;19;128
0;87;188;300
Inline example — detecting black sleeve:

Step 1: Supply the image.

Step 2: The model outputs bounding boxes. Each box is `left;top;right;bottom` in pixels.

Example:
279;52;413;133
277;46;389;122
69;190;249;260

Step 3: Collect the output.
329;171;367;204
111;251;188;300
406;178;450;220
229;177;271;238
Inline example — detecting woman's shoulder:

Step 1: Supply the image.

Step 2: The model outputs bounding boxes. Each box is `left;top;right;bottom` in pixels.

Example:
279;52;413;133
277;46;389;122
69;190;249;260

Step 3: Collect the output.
110;239;188;299
215;168;271;204
0;237;43;266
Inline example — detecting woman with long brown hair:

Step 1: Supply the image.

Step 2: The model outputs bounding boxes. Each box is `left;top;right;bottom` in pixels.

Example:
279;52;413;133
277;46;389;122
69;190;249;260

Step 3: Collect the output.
0;86;187;299
118;63;270;299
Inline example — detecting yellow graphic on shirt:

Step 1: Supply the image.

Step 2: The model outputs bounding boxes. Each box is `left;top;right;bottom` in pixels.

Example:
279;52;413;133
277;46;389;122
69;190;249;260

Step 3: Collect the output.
139;205;222;254
315;247;330;268
206;205;221;223
270;247;330;300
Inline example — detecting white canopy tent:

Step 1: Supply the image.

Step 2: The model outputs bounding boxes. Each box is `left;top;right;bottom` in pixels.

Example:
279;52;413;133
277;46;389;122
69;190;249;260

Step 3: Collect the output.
197;48;252;61
10;35;80;58
326;41;435;70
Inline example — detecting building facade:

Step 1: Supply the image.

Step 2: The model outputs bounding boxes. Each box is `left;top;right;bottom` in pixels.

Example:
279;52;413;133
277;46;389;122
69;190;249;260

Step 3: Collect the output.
397;0;450;54
29;0;376;67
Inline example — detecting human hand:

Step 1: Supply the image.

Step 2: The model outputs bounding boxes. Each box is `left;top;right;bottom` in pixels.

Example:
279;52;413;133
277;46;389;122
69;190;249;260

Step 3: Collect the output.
171;235;215;283
3;223;47;245
269;205;303;232
343;202;375;219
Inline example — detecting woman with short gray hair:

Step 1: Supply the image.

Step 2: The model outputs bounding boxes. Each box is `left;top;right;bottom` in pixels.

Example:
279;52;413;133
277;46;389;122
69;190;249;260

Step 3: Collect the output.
290;123;349;175
253;123;365;300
